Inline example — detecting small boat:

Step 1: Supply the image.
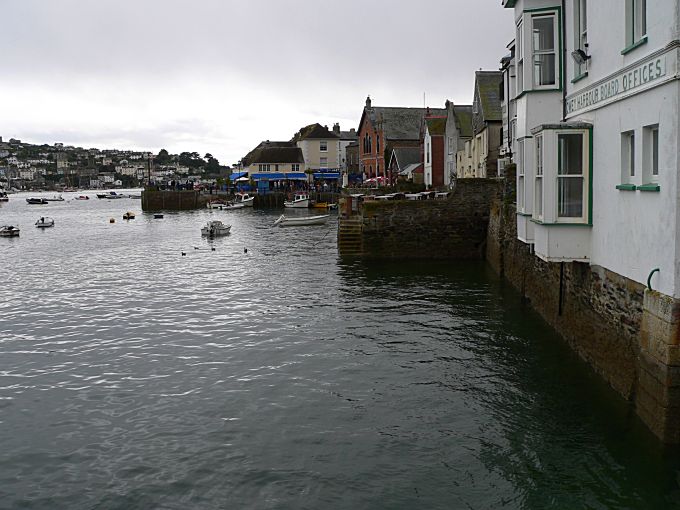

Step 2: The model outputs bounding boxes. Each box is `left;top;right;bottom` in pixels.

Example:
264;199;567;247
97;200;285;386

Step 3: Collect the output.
284;193;310;208
207;200;229;209
0;225;20;237
35;217;55;228
223;202;245;210
123;211;135;220
201;220;231;236
74;195;90;200
0;191;9;202
128;194;142;199
96;193;108;199
234;192;255;207
45;194;64;202
274;214;329;227
26;197;48;204
153;214;164;219
105;191;126;199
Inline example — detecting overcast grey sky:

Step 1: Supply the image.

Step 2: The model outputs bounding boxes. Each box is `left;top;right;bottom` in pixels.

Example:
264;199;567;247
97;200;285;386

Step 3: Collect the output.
1;0;513;164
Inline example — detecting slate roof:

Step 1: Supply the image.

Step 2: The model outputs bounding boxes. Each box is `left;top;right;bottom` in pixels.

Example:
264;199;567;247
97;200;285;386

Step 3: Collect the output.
339;130;358;141
359;106;446;141
475;71;502;123
390;147;421;170
294;123;340;141
425;117;447;136
453;106;473;138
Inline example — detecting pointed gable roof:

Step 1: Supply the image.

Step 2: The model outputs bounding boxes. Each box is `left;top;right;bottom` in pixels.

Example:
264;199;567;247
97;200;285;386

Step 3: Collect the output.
293;123;340;141
453;105;473;138
474;71;503;123
358;103;446;141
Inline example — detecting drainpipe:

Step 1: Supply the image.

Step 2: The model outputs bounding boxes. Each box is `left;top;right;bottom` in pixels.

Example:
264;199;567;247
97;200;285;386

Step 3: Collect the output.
561;0;568;121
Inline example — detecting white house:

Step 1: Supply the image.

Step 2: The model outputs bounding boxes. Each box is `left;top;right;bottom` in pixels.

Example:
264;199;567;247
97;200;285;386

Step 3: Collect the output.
503;0;680;440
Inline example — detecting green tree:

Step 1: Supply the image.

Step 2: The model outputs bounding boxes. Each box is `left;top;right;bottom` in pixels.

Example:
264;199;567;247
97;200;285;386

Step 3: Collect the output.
156;149;171;165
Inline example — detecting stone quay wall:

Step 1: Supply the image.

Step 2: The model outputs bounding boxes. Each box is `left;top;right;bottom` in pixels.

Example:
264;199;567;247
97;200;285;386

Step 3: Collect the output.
487;185;680;443
142;190;211;211
354;179;500;260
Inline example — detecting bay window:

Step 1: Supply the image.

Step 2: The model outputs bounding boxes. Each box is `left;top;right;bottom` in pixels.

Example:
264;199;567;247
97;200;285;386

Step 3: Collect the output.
531;124;591;225
516;10;560;93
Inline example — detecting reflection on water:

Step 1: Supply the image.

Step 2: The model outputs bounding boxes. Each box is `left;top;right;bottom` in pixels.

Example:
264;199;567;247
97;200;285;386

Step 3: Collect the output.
1;191;680;509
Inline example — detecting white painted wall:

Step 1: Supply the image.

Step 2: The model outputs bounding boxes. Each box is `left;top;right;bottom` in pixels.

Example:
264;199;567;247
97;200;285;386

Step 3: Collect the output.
424;127;433;187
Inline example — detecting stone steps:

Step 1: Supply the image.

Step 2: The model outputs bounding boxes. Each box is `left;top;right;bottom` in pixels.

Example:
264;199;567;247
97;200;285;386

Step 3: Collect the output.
338;218;363;256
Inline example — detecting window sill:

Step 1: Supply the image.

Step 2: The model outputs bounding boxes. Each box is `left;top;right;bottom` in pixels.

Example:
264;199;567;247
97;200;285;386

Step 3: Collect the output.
530;219;592;227
517;211;532;217
621;36;648;55
638;183;660;192
616;183;637;191
571;72;588;84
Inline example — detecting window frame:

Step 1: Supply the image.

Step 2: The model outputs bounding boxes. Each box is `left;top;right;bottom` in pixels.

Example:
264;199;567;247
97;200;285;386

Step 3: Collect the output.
573;0;588;79
620;130;635;184
320;141;328;152
517;138;525;212
625;0;647;50
534;134;544;220
532;13;558;89
642;124;659;184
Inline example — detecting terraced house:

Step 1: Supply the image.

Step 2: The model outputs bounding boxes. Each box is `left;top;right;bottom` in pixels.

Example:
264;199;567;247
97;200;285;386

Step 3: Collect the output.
503;0;680;442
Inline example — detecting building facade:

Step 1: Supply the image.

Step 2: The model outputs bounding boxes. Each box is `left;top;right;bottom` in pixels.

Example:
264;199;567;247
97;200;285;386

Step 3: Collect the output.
503;0;680;441
444;101;473;181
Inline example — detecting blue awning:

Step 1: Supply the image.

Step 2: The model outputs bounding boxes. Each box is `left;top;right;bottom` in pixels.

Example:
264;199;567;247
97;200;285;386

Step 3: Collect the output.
229;171;247;180
251;172;308;181
313;172;340;179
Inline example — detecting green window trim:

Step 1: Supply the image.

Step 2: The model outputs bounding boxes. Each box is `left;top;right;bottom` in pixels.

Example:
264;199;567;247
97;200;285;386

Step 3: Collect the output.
621;35;648;55
571;71;588;84
616;183;637;191
638;183;660;191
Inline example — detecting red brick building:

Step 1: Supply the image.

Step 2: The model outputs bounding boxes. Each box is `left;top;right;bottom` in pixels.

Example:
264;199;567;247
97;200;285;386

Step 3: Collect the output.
357;96;444;183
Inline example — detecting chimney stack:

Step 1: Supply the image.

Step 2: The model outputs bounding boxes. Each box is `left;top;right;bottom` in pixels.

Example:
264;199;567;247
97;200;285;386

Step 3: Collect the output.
333;123;340;134
365;96;372;108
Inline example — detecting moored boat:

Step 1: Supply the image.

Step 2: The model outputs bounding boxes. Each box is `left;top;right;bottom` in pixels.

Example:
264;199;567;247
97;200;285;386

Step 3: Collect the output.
284;193;310;208
45;194;64;202
274;214;329;227
0;191;9;202
105;191;126;199
123;211;136;220
234;192;255;207
74;195;90;200
201;220;231;236
35;217;55;228
207;200;229;209
0;225;20;237
26;197;48;204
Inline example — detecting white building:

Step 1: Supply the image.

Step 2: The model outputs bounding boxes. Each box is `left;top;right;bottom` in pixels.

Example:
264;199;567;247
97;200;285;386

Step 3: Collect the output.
505;0;678;294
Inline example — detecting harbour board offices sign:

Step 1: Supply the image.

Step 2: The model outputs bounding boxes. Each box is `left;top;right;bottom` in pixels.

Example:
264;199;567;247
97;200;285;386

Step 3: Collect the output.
565;47;678;116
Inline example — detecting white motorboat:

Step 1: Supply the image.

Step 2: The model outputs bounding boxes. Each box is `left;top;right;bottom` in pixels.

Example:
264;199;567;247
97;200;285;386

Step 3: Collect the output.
274;214;329;227
35;217;55;228
201;220;231;236
284;193;310;208
234;192;255;207
105;191;126;199
0;191;8;202
45;194;64;202
207;200;230;209
0;225;20;237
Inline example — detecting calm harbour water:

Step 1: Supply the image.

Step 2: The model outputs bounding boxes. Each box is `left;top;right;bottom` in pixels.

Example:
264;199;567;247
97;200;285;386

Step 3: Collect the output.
2;191;680;509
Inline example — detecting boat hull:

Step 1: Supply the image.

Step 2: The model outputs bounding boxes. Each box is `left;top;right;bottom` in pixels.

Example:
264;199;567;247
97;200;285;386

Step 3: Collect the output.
284;199;309;208
274;214;329;227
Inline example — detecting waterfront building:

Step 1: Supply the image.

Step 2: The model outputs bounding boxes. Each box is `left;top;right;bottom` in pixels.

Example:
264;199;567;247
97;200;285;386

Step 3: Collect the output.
357;96;444;182
470;70;503;179
499;41;517;172
444;100;473;181
502;0;680;441
345;141;360;186
242;141;306;184
332;123;358;179
293;123;342;184
422;114;447;188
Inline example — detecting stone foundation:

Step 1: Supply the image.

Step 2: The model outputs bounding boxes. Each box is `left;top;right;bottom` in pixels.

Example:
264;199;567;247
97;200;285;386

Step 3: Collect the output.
487;197;680;443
